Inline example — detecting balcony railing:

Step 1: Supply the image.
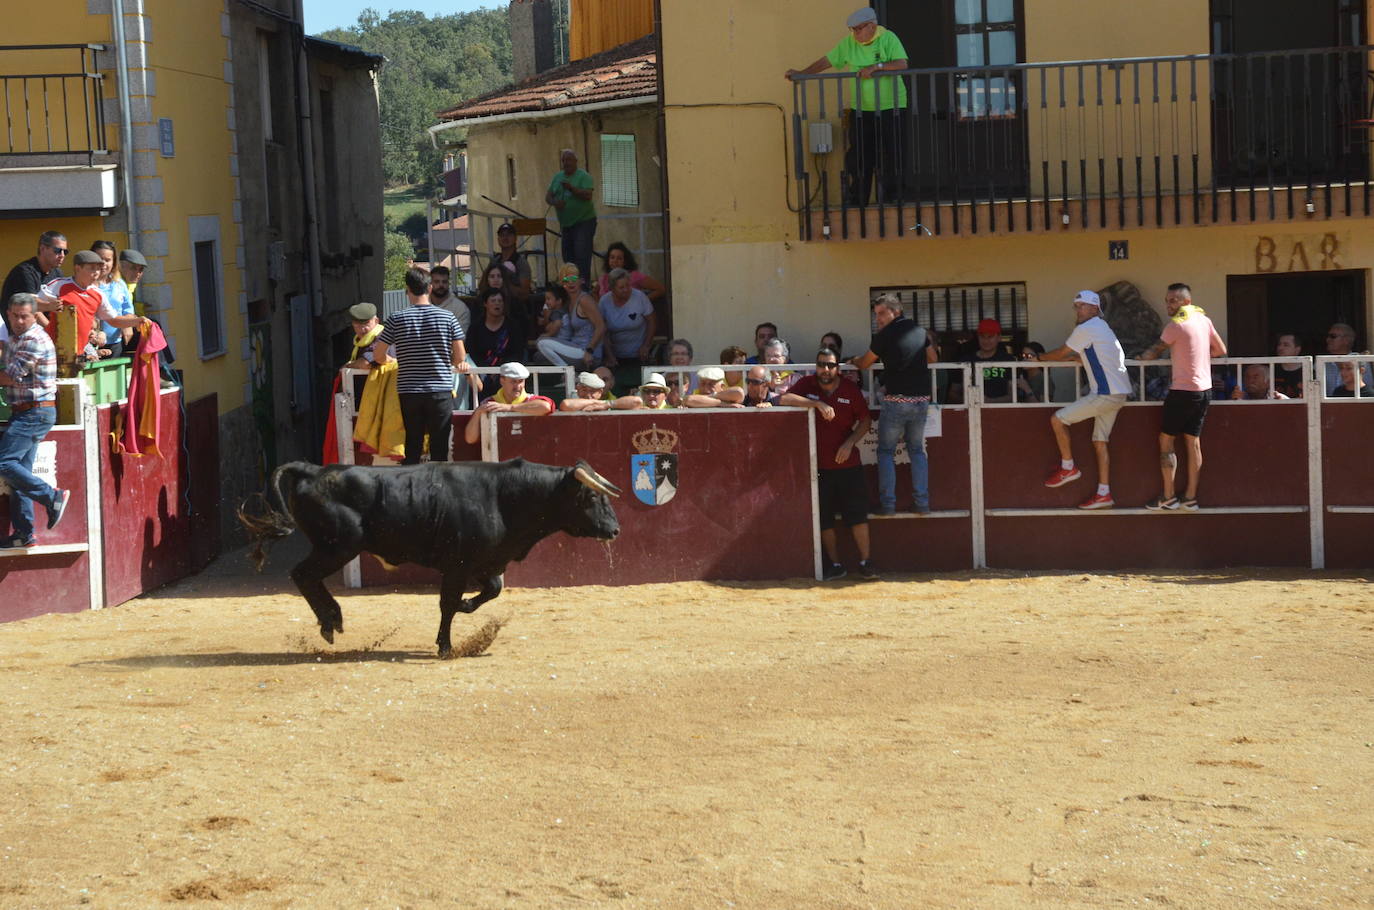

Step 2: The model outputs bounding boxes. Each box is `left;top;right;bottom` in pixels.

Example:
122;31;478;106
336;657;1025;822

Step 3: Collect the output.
790;45;1374;238
0;44;108;161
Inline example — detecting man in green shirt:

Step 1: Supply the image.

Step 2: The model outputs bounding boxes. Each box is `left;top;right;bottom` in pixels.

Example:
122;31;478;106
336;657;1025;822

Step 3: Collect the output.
786;7;909;207
545;148;597;288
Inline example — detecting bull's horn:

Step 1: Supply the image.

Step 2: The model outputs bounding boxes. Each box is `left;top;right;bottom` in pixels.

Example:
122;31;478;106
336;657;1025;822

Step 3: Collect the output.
574;465;620;498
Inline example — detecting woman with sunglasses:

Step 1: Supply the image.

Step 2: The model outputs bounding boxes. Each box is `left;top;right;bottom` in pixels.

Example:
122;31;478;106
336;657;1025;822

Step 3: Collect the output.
535;263;606;370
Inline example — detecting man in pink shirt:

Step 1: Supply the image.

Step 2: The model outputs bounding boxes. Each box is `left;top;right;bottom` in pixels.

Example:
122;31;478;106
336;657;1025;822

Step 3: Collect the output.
1139;283;1226;511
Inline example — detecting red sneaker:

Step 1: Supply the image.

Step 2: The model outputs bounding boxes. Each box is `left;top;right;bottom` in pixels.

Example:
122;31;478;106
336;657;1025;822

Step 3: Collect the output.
1078;492;1115;510
1043;466;1082;488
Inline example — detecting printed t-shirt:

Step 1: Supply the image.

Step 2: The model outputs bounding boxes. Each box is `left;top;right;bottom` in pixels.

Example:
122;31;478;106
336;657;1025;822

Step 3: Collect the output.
1065;316;1132;396
826;27;909;111
376;304;464;394
1160;305;1223;393
869;317;931;397
789;374;869;470
967;350;1013;399
547;168;596;228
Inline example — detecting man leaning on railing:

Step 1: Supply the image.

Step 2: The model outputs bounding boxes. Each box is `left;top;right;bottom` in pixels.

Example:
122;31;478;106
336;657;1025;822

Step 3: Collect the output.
785;7;909;207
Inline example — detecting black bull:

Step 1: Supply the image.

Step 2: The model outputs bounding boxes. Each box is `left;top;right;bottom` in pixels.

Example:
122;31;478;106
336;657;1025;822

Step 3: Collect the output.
239;459;621;656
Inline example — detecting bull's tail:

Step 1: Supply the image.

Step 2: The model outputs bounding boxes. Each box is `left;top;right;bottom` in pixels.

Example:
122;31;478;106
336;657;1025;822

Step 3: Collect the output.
236;462;316;572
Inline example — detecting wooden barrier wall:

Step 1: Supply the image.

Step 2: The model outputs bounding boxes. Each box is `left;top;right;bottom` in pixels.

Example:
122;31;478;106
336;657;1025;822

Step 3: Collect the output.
358;409;818;589
0;389;222;624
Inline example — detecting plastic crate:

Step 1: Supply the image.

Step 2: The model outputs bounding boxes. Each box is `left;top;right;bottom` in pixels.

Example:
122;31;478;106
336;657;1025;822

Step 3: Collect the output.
81;356;132;406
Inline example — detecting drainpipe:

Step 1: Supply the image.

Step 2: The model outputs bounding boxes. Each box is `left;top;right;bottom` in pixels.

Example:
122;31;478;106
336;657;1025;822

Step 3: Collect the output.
292;0;324;320
111;0;139;247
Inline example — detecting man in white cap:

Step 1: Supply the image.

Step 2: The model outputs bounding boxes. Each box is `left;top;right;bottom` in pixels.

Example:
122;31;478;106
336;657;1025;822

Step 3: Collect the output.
612;372;673;410
463;361;553;444
684;366;745;408
785;7;909;206
1036;290;1132;509
559;370;614;412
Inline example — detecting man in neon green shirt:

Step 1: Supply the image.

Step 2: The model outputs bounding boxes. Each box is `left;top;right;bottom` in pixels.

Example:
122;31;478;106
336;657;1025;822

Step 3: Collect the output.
786;7;909;206
545;148;597;289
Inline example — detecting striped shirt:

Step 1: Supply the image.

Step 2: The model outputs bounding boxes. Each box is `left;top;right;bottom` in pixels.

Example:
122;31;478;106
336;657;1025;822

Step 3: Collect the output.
3;323;58;405
377;303;464;394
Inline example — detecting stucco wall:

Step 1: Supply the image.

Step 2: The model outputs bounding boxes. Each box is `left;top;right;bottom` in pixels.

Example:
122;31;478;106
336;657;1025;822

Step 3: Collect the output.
660;0;1374;360
464;104;665;286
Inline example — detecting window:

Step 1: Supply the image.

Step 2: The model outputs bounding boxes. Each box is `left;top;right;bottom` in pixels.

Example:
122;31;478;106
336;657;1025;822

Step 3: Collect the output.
600;133;638;207
871;282;1027;335
953;0;1021;119
189;216;226;359
506;155;517;200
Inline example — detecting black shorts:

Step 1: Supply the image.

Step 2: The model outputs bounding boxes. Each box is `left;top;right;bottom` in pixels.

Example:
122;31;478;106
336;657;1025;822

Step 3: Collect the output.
817;466;869;530
1161;389;1210;437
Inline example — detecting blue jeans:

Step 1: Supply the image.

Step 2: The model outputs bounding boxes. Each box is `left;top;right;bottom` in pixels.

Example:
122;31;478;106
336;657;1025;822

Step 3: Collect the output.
561;217;597;289
876;399;929;512
0;405;59;539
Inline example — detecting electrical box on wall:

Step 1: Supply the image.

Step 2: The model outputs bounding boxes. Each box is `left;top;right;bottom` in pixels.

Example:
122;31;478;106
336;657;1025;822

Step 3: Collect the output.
808;121;834;154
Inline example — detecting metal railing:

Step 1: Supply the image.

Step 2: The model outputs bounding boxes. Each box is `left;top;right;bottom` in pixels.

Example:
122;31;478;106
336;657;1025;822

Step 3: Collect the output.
791;45;1374;236
0;44;108;160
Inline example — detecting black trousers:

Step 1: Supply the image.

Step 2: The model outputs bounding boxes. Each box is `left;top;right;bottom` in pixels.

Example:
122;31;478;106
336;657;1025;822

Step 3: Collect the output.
845;108;903;206
398;391;455;465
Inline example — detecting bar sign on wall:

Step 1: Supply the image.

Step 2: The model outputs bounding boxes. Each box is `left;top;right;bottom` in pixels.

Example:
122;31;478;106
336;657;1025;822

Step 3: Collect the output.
159;118;175;157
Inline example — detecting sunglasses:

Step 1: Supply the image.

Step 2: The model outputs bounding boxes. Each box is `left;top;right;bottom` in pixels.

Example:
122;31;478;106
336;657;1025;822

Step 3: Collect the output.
746;377;769;385
1328;333;1347;339
815;362;839;369
47;246;68;255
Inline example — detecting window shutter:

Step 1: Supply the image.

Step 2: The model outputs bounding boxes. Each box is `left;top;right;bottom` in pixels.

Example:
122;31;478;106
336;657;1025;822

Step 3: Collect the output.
600;133;638;207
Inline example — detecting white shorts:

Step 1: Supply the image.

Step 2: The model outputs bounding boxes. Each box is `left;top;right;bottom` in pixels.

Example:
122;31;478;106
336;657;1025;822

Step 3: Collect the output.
1055;393;1127;442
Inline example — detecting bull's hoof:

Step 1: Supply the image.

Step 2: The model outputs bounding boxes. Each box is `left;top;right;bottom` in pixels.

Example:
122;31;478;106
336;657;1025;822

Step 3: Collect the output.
319;625;335;644
437;646;453;660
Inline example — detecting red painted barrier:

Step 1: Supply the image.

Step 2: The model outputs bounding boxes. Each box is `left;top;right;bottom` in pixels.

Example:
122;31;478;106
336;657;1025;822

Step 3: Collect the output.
0;424;93;622
1321;402;1374;569
98;391;221;607
359;409;818;588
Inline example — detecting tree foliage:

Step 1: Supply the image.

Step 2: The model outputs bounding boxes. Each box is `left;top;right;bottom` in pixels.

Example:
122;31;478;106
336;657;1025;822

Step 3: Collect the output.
318;6;513;187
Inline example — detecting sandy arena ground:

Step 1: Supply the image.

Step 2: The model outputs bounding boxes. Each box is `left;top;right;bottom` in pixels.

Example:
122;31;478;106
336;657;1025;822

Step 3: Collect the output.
1;543;1371;908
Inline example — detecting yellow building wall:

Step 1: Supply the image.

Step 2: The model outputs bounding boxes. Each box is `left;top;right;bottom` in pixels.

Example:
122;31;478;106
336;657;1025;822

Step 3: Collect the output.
465;106;665;282
141;0;245;414
661;0;1374;359
0;1;245;416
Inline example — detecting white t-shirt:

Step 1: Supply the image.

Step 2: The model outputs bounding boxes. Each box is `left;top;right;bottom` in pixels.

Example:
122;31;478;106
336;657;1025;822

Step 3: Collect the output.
1065;316;1131;396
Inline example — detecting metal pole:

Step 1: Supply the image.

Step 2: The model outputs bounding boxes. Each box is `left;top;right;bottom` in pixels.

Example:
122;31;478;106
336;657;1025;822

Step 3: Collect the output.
111;0;139;248
1306;358;1325;569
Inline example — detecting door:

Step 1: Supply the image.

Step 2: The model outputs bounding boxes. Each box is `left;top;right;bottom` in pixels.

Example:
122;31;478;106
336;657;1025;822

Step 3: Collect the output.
1225;269;1367;356
880;0;1028;201
1210;0;1367;187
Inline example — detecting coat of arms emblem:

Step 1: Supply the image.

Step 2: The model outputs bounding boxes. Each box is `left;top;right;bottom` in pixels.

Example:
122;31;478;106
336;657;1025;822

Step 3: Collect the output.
630;425;679;506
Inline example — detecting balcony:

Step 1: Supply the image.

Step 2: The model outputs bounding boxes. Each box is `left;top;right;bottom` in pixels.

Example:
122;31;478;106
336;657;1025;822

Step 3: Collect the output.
0;43;117;215
789;46;1374;240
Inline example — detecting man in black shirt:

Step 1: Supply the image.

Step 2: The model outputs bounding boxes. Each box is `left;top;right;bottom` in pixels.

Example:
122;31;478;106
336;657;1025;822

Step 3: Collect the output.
851;294;937;515
1273;332;1305;399
966;317;1013;402
1;230;67;332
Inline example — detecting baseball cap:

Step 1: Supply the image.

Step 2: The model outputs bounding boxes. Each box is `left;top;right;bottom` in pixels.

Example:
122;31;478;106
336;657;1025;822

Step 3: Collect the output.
348;302;377;321
698;366;726;382
977;318;1001;336
118;249;148;266
576;371;605;390
846;7;878;27
72;249;102;265
497;222;515;233
499;362;530;379
1074;289;1101;308
640;373;669;391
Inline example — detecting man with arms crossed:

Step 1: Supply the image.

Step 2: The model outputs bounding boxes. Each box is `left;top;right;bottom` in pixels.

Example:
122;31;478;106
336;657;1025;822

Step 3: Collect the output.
1037;290;1132;510
1139;283;1226;511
